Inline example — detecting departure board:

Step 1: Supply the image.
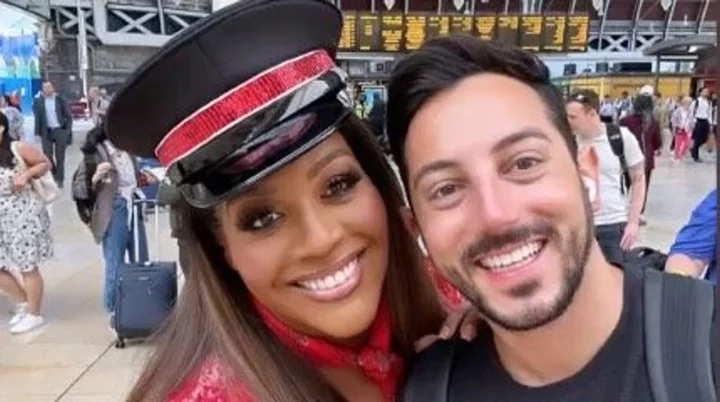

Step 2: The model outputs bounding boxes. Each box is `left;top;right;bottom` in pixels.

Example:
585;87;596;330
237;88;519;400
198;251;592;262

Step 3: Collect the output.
495;14;519;46
565;14;589;52
519;15;542;52
475;14;496;41
449;15;474;36
356;13;382;52
339;12;357;51
426;14;450;40
541;14;566;52
404;14;428;52
380;14;404;52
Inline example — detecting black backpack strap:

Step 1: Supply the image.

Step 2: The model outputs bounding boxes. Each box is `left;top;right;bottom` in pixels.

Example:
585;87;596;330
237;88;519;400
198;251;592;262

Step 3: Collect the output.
401;340;458;402
643;270;716;402
606;123;631;194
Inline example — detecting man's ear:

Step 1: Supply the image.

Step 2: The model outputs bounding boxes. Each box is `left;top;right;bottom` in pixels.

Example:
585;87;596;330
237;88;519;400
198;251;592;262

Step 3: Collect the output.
400;206;419;238
401;206;430;256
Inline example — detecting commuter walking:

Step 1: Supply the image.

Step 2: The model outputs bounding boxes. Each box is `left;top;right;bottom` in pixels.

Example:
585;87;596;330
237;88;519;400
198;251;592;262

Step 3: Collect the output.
32;81;73;187
690;87;713;162
671;96;694;160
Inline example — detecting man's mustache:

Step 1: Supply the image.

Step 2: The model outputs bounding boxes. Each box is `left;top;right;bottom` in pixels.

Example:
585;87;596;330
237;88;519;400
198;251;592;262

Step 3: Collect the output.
460;221;558;268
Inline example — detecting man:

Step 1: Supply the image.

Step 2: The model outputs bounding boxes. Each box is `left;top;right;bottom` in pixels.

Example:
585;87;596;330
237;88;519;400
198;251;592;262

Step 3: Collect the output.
665;188;717;283
598;94;616;123
615;90;631;120
690;87;713;162
385;36;717;402
567;89;646;265
33;81;73;187
653;92;672;151
88;86;110;126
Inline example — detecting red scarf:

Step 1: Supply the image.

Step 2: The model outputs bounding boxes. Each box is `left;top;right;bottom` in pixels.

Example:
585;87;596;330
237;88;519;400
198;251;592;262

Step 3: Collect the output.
254;301;403;401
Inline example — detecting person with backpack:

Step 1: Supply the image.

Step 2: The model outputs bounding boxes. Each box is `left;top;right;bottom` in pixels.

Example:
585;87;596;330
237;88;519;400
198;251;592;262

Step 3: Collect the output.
385;36;717;402
72;127;154;327
566;89;646;266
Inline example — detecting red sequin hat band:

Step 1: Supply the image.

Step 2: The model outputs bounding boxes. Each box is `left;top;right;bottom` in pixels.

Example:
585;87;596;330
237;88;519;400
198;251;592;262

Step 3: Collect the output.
154;49;336;167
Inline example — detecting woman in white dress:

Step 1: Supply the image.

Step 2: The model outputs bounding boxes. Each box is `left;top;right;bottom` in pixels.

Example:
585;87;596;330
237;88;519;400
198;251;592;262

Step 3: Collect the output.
0;112;53;334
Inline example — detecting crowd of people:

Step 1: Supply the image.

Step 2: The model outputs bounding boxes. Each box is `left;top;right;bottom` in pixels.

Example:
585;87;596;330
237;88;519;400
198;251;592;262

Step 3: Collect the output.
0;81;150;335
0;0;717;399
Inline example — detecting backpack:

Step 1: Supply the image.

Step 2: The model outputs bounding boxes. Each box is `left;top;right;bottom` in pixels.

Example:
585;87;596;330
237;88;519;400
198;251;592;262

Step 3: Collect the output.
625;247;668;272
71;145;106;225
402;270;718;402
605;124;632;195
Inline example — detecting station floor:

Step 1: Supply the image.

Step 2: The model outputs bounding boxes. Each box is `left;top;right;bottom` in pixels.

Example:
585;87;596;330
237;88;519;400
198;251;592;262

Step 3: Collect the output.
0;123;716;402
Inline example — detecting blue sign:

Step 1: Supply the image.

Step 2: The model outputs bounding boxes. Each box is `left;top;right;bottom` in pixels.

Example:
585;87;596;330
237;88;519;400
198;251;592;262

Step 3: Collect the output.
0;33;41;114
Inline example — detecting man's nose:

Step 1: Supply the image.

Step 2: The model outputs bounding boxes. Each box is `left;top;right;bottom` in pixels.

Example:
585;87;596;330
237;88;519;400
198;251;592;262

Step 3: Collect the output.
470;177;521;233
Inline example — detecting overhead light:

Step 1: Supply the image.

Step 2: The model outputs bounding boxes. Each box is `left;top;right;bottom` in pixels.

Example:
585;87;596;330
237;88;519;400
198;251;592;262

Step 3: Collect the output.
689;46;699;53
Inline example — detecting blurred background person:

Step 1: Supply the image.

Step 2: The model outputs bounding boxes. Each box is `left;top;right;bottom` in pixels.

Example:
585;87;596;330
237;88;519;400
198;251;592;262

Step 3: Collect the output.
88;87;110;127
0;95;24;142
32;81;73;188
599;94;616;123
0;112;53;334
671;96;694;161
620;91;661;222
690;87;712;162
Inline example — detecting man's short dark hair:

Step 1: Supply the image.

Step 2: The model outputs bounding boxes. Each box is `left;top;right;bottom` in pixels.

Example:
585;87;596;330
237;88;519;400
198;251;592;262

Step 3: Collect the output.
386;35;575;188
568;89;600;113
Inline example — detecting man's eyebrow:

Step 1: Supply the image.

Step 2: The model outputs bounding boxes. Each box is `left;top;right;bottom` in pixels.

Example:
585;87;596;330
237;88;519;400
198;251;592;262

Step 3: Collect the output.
491;128;551;154
411;159;459;191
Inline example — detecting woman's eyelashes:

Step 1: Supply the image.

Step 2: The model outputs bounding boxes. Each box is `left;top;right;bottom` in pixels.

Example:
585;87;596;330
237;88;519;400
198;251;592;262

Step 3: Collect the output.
321;169;362;200
237;168;363;232
240;207;282;231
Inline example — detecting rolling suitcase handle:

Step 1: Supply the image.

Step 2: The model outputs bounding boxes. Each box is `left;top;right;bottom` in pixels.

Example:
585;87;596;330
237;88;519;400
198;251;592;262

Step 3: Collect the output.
131;190;162;265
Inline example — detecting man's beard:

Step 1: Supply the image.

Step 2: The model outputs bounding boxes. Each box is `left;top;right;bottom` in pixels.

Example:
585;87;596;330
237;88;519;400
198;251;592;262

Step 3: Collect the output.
442;187;594;332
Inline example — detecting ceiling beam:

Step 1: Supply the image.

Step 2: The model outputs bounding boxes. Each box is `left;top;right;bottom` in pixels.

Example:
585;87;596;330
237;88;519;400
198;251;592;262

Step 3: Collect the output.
696;0;710;34
663;0;677;40
630;0;645;51
598;0;612;51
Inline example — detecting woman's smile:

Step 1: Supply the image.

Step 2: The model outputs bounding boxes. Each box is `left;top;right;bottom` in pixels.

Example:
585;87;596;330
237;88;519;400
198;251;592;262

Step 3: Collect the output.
291;248;366;302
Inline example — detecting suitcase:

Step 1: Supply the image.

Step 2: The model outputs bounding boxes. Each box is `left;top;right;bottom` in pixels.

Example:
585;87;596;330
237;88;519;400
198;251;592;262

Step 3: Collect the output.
113;197;177;349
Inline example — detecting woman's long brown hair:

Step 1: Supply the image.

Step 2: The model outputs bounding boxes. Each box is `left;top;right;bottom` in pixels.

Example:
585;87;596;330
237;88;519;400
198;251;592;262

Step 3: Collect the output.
127;115;444;401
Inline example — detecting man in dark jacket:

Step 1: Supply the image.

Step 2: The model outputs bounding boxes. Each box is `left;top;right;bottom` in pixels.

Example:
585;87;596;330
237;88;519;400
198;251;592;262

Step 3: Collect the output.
33;81;73;187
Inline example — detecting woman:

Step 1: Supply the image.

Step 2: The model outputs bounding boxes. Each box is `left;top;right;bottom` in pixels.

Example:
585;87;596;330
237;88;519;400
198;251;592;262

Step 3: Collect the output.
0;112;52;334
105;1;447;400
1;95;24;142
79;127;151;324
671;96;694;161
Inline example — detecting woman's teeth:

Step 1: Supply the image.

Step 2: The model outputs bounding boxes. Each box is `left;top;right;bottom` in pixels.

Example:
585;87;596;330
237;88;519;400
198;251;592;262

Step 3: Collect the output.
479;241;543;272
298;258;359;291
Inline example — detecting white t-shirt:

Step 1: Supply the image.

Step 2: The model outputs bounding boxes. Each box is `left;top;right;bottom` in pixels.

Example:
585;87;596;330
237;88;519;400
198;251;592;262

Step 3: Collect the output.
692;97;712;120
576;125;645;226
